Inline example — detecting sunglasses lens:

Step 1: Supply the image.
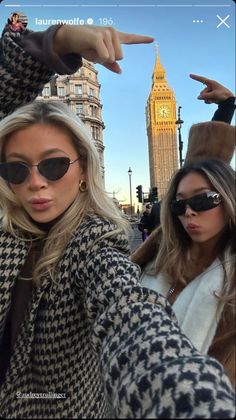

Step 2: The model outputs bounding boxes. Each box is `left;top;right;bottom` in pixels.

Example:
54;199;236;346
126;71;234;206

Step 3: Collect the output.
38;157;70;181
171;192;221;215
188;193;206;211
0;162;29;184
189;193;221;211
171;199;186;215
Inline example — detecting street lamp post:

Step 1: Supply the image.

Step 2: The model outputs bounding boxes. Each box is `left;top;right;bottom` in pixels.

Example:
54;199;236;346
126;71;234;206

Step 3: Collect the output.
175;106;184;168
128;167;133;217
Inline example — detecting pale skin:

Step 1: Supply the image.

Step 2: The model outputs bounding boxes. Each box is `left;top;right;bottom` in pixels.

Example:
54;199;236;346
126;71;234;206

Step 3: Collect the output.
190;73;235;104
4;123;85;223
53;25;154;74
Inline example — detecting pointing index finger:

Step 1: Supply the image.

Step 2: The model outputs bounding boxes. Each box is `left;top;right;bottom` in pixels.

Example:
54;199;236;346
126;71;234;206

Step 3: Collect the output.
190;74;211;84
118;31;155;45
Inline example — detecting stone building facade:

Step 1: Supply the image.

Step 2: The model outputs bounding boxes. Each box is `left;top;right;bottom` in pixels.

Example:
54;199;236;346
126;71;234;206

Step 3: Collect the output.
37;60;105;176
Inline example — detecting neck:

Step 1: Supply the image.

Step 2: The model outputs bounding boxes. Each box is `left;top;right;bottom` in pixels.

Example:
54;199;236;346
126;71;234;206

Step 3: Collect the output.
30;211;66;233
190;230;227;263
29;202;74;233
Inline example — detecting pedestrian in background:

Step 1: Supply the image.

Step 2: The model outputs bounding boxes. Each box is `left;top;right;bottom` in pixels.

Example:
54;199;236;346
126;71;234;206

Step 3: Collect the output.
138;204;152;241
149;200;161;231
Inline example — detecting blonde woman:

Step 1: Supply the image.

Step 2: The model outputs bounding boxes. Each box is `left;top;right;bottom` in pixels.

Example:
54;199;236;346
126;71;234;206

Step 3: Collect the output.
135;159;236;389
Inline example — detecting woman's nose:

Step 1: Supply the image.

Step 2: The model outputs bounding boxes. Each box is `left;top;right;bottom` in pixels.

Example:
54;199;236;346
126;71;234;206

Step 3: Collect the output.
184;204;197;216
28;167;48;189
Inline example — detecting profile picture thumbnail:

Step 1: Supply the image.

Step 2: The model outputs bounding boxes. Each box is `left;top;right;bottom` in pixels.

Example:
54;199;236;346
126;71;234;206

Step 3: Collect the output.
8;11;28;32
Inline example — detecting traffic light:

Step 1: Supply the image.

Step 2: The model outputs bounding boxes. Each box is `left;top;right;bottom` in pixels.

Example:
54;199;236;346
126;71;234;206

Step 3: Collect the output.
149;186;158;203
152;187;158;201
136;185;143;203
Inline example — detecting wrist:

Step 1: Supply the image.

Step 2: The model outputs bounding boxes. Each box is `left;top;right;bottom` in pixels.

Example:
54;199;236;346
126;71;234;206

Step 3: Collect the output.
218;96;236;107
53;24;69;56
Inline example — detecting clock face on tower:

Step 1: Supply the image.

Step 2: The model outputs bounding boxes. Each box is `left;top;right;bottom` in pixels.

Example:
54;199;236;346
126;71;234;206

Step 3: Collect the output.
157;105;171;118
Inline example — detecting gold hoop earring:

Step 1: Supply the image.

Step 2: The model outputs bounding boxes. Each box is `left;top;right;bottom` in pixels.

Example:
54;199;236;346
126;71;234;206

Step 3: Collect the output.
79;180;88;192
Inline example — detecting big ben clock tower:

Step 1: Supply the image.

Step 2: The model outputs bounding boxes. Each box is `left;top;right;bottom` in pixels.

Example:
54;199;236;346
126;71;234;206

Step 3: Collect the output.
146;47;178;199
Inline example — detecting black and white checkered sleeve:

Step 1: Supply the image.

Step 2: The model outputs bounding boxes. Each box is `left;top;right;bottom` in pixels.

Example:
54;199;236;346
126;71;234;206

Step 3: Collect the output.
0;31;54;120
77;221;236;419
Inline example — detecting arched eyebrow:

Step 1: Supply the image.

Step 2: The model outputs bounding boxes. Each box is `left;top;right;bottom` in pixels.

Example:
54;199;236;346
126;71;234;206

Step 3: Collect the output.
6;149;69;160
176;187;210;199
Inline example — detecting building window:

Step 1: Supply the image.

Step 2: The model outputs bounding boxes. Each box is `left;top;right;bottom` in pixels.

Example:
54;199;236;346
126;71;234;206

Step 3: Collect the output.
91;125;99;140
43;87;50;96
58;87;65;97
76;103;84;114
90;105;97;117
75;84;83;95
89;87;95;97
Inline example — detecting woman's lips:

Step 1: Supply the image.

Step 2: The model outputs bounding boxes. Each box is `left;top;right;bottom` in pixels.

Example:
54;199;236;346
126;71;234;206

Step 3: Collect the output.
186;223;200;233
29;199;52;211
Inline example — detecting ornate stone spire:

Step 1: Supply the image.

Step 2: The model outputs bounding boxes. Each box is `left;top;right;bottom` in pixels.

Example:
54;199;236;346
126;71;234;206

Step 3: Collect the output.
152;44;167;88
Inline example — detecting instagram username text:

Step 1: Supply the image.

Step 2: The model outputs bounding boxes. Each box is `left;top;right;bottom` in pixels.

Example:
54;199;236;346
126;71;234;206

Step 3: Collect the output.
16;391;67;399
35;17;86;26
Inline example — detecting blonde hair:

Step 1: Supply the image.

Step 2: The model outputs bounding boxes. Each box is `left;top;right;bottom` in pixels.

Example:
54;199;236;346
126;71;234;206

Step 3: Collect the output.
0;100;130;284
185;121;236;165
155;159;235;315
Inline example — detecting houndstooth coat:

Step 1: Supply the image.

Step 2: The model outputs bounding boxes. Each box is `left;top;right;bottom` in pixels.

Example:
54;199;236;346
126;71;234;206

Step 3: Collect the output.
0;28;235;419
0;215;235;418
0;25;80;121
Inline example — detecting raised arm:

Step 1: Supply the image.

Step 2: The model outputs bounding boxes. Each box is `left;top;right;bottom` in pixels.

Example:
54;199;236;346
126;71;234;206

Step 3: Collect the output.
190;73;234;104
77;218;235;418
0;24;154;119
53;24;154;74
190;73;235;123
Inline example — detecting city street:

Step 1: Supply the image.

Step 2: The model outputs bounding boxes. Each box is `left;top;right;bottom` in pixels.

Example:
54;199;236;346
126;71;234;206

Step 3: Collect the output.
129;222;143;252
